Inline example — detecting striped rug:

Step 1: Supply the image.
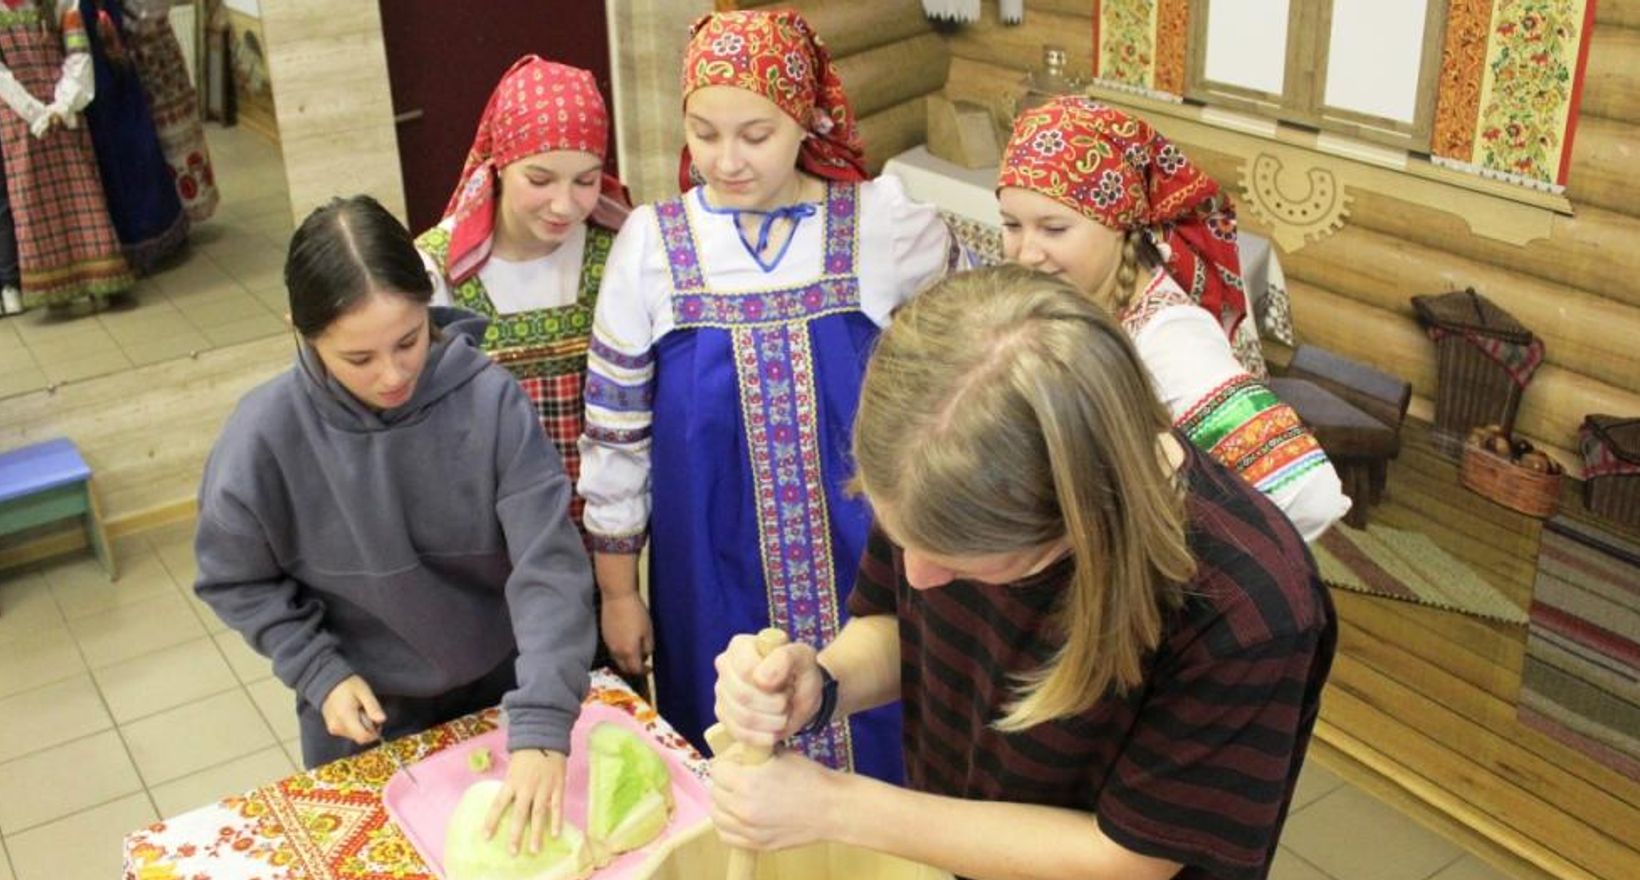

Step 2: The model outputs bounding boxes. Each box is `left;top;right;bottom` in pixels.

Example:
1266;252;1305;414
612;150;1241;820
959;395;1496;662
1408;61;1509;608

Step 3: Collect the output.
1518;516;1640;781
1312;523;1528;625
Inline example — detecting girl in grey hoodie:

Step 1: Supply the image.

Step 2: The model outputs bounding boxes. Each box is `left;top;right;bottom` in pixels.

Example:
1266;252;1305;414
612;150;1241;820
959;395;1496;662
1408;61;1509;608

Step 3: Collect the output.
194;195;594;858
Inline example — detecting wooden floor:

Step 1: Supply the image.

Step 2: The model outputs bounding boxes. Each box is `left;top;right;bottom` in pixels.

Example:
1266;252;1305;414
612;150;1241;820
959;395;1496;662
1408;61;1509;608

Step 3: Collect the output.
1315;427;1639;880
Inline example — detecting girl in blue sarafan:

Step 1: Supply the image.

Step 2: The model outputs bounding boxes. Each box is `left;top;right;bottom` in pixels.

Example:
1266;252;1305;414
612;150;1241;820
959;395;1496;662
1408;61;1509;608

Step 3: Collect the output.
578;9;961;783
194;195;594;857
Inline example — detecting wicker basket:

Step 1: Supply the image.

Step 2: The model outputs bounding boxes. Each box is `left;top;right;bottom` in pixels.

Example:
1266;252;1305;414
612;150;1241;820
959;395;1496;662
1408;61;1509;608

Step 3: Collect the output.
1412;288;1538;455
1461;443;1561;518
1580;415;1640;530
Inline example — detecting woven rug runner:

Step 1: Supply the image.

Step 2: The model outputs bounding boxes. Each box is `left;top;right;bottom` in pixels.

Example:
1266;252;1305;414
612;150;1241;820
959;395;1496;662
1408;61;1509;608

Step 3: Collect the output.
1517;516;1640;781
1312;523;1528;625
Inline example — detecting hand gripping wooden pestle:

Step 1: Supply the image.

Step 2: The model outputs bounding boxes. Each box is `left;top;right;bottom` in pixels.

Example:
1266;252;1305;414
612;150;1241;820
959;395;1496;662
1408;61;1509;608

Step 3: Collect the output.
703;627;791;880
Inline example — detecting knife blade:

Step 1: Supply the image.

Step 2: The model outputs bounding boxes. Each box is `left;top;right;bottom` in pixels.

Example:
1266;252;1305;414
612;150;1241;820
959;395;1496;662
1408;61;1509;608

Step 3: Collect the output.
360;711;420;786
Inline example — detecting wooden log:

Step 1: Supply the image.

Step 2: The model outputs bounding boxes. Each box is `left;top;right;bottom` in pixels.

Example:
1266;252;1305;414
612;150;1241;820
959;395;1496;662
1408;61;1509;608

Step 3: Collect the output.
1332;585;1526;690
1282;225;1640;394
775;0;931;57
1598;0;1640;28
858;96;929;174
1308;736;1566;880
837;32;949;119
1321;671;1636;880
1315;719;1601;880
1028;0;1095;18
1565;116;1640;216
1138;118;1640;312
1580;26;1640;125
1335;592;1640;806
944;4;1092;83
1345;192;1640;313
1331;640;1640;853
1514;364;1640;456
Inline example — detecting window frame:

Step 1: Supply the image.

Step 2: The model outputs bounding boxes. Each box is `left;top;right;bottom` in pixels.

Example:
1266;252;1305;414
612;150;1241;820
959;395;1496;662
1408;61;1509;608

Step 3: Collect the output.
1185;0;1449;152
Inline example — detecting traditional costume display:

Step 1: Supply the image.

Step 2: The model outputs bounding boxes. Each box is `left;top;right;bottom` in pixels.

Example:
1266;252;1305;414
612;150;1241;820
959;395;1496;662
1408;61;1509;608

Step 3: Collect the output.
579;10;956;780
0;0;131;307
1001;97;1349;540
417;55;628;535
79;0;186;274
122;0;216;222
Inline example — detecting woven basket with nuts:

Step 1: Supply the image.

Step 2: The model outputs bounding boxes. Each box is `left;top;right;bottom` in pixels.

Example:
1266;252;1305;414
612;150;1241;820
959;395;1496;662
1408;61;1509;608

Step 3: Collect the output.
1461;424;1563;518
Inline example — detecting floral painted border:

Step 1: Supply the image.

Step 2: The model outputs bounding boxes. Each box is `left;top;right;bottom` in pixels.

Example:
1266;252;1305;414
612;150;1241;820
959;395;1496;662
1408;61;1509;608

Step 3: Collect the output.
1471;0;1590;185
1154;0;1190;96
1096;0;1159;90
1431;0;1495;163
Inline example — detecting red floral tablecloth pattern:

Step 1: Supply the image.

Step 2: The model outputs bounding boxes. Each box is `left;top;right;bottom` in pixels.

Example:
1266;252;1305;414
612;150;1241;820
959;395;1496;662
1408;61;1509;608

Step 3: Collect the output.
124;670;703;880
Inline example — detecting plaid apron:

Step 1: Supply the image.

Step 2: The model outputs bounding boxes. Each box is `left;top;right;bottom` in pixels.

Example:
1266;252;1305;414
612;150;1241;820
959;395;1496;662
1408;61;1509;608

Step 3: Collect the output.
0;0;131;305
416;224;613;538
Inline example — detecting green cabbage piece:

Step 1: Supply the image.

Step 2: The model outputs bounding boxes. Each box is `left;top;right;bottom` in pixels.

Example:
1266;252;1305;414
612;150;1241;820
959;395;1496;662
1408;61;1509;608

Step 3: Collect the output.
442;779;591;880
587;723;675;859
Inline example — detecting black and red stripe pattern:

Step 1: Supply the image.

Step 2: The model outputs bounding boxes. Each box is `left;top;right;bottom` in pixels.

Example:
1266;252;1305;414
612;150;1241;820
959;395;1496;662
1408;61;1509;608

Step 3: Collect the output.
848;441;1335;880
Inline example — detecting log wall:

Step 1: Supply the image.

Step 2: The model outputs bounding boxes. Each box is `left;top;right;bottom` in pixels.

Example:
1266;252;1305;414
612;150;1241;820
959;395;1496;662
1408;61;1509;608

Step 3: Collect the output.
942;3;1640;878
944;1;1640;471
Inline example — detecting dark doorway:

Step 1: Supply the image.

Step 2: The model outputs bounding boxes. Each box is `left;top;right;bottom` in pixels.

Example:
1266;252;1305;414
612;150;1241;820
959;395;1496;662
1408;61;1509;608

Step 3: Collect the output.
379;1;616;233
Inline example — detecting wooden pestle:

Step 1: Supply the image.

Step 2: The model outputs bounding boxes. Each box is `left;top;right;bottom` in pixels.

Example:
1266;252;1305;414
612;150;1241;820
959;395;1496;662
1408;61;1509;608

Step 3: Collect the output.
703;627;791;880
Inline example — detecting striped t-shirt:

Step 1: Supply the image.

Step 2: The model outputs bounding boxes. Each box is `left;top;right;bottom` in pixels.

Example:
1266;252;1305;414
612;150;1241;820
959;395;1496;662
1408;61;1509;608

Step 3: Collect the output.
847;439;1337;880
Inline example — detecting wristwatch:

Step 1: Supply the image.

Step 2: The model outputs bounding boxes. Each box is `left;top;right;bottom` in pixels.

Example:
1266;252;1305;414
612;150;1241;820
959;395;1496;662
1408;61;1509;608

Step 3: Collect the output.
794;662;839;737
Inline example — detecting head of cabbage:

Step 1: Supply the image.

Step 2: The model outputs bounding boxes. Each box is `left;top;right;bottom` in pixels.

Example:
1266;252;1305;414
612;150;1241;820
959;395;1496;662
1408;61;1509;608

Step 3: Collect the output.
442;779;592;880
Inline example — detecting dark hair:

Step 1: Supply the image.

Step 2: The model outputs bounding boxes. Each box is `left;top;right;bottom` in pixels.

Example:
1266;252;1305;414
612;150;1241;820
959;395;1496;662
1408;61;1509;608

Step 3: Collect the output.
284;195;434;338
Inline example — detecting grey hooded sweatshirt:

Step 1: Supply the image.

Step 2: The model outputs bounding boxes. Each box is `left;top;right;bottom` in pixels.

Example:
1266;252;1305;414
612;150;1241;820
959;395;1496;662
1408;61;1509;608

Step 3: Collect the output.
194;308;594;753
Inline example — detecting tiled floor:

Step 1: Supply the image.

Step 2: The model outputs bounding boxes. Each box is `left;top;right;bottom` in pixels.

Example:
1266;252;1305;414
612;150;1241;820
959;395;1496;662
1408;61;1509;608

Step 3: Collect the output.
0;523;1523;879
0;124;292;400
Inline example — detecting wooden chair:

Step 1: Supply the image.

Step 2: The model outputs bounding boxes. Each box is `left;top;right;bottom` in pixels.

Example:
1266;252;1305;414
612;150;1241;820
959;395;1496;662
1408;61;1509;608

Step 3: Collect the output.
0;438;116;579
1271;345;1413;528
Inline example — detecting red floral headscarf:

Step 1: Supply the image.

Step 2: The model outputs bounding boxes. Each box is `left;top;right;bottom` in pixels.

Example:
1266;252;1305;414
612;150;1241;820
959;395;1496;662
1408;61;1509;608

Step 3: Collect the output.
679;10;866;190
999;96;1247;337
442;55;630;284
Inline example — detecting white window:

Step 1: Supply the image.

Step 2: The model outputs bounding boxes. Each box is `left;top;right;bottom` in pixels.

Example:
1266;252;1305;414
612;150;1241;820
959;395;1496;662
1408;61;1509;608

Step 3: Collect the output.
1187;0;1448;151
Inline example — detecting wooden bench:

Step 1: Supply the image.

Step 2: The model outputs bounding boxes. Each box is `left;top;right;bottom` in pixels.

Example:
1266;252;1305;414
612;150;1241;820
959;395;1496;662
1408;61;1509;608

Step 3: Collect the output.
0;438;116;579
1272;345;1413;529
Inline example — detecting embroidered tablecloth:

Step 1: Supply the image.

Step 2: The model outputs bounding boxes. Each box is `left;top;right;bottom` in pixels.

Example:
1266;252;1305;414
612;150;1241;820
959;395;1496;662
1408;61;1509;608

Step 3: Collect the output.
123;670;703;880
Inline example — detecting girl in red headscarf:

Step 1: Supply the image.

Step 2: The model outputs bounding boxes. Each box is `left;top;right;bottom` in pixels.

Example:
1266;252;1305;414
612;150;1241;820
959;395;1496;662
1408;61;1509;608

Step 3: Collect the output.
416;55;628;538
578;9;960;782
997;97;1348;541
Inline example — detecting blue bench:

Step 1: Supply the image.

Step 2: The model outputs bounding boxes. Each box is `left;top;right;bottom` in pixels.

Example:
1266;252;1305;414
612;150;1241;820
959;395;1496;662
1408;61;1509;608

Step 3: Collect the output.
0;438;116;579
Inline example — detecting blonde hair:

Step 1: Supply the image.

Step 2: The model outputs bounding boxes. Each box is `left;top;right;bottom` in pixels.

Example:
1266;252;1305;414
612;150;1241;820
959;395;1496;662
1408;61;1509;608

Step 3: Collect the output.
853;264;1196;730
1110;228;1166;312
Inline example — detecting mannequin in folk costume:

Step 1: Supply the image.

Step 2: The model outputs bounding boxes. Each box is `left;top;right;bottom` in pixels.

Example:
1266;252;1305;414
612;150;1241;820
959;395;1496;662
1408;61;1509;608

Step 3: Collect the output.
78;0;186;274
0;0;131;311
998;96;1349;541
579;9;961;781
416;55;630;539
121;0;217;222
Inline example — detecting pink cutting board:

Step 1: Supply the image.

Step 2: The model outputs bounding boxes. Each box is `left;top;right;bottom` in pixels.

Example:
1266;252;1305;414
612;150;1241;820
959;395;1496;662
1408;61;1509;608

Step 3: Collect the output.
382;703;713;879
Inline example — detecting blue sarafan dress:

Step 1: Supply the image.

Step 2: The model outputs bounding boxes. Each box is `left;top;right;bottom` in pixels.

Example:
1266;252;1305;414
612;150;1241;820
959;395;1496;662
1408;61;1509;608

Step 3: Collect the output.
79;0;185;273
580;177;959;782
